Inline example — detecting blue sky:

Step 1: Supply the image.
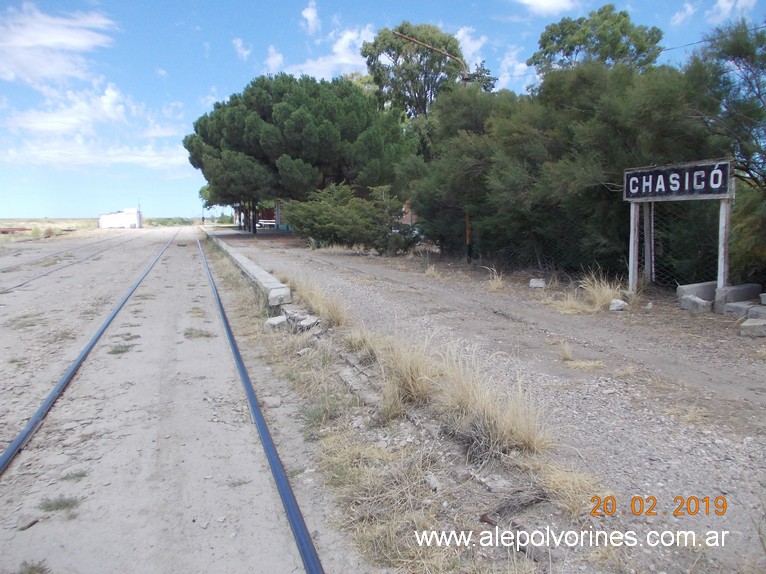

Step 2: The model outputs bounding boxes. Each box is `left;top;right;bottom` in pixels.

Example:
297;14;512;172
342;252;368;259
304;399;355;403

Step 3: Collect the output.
1;0;762;218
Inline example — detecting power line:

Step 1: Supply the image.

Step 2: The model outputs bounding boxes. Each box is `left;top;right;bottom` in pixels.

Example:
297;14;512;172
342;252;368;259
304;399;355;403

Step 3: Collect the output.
502;22;766;79
660;23;766;53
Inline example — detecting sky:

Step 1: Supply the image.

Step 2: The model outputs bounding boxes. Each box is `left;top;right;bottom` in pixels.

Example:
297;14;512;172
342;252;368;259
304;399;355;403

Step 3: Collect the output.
0;0;763;218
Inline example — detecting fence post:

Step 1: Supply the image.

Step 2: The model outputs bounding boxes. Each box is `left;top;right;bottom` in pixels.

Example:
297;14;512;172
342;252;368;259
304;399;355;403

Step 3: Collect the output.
628;202;640;293
717;197;731;289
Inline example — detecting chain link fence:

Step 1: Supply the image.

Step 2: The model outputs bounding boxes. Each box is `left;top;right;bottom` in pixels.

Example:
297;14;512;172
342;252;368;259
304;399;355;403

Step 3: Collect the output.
646;201;719;287
427;201;721;289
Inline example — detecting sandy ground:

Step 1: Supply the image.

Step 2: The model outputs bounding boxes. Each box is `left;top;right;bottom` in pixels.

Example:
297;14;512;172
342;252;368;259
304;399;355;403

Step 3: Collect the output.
1;226;764;573
0;228;325;574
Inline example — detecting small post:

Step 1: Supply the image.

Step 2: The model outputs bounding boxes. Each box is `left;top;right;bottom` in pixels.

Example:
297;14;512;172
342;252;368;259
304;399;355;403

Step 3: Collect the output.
642;202;654;285
465;213;472;263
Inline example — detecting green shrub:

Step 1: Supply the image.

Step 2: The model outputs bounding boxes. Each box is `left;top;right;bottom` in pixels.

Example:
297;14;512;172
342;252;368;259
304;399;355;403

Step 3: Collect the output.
282;184;418;254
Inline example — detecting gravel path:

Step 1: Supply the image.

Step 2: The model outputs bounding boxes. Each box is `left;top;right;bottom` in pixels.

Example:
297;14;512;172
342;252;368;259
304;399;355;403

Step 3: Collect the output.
219;228;766;574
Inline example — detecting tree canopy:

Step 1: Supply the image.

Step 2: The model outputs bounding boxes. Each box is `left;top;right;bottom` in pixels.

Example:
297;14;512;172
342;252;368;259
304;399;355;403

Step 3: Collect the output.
361;21;465;117
183;12;765;283
527;4;663;74
183;74;412;209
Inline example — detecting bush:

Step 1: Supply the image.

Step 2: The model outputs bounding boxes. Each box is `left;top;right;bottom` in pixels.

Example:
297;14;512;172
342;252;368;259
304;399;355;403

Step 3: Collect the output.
282;184;416;254
730;182;766;285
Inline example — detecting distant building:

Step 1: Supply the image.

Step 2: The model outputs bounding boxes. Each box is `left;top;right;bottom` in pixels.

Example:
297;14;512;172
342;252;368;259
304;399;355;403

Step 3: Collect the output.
99;208;142;229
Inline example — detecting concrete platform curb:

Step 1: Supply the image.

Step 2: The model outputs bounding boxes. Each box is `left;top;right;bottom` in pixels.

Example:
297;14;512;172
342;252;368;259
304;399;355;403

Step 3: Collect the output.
200;227;292;306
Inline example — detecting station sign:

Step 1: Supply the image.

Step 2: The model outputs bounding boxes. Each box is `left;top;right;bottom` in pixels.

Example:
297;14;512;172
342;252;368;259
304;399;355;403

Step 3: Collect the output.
624;160;732;202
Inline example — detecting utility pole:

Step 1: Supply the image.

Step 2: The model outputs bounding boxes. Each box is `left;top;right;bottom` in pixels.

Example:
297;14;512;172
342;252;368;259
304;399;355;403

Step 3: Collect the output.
392;31;474;263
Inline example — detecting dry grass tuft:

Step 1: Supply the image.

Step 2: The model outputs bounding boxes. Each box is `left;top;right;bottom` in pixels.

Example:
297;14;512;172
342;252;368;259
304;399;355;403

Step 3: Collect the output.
376;337;440;416
482;266;506;292
291;279;348;326
538;464;605;519
319;433;452;569
550;270;624;315
756;348;766;361
344;326;379;365
579;270;623;311
560;342;604;372
424;264;441;279
317;429;394;489
565;359;606;372
435;347;551;457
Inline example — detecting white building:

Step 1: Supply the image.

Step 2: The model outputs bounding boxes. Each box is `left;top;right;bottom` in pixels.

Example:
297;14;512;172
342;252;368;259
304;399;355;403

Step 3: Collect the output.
99;208;143;229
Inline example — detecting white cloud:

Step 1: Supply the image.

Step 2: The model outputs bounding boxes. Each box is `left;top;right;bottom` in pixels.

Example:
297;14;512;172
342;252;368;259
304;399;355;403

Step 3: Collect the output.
301;0;321;35
456;26;487;71
671;2;696;26
2;138;189;169
143;119;184;139
705;0;757;24
513;0;578;16
200;86;220;109
232;37;251;61
156;67;167;78
285;25;374;80
162;101;184;121
5;83;129;135
496;46;535;91
265;45;285;73
0;3;114;88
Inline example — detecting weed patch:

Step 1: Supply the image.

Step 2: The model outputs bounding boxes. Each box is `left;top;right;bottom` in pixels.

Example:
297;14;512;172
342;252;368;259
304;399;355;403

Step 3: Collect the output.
107;343;135;355
184;327;215;339
38;495;81;512
14;560;50;574
5;313;45;330
60;470;88;482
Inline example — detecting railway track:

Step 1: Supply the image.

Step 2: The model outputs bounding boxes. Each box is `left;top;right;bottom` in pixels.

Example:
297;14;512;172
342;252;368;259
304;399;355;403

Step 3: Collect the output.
0;227;323;573
0;231;135;271
0;232;143;293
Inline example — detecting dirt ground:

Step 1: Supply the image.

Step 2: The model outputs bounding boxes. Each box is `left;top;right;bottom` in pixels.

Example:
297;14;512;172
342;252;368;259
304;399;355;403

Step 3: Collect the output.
216;228;765;573
1;226;764;574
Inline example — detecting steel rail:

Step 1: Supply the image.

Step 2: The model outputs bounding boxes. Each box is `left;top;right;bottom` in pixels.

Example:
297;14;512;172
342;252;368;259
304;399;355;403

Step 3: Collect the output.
196;236;325;574
1;234;143;294
0;229;181;475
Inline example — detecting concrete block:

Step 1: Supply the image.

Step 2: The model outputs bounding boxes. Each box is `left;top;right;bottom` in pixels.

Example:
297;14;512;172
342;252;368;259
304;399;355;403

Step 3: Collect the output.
298;315;320;330
265;315;287;330
747;305;766;320
529;278;546;288
679;295;712;312
202;229;292;307
761;293;766;305
716;284;762;304
740;319;766;338
677;281;717;302
724;301;754;318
